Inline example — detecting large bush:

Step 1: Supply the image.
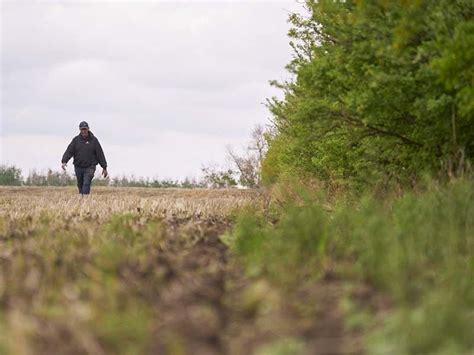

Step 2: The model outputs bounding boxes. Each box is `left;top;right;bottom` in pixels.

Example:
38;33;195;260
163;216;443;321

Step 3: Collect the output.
264;0;474;187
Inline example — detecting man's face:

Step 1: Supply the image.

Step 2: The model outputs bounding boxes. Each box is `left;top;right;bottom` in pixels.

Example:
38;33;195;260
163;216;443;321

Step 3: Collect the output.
80;128;89;137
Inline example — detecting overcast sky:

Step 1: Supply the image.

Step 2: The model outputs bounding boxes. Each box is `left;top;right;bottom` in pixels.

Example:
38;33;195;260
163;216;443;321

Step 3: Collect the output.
1;0;301;180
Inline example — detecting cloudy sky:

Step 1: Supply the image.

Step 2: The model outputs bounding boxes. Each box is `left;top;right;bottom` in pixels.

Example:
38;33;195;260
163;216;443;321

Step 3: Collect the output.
1;0;301;180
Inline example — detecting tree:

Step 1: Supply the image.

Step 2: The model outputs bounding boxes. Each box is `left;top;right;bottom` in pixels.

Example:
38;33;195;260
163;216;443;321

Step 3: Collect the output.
201;166;238;189
0;165;22;186
227;124;268;188
264;0;474;188
25;169;76;186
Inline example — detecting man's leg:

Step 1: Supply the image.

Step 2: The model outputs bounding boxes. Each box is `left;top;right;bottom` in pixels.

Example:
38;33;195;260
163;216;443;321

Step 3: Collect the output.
81;167;96;195
75;167;85;194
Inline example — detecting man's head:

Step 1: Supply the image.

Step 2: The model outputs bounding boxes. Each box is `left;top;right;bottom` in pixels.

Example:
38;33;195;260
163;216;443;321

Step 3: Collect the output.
79;121;89;138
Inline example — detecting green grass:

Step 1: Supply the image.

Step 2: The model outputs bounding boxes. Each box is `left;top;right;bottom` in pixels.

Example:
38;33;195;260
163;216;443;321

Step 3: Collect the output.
230;179;474;354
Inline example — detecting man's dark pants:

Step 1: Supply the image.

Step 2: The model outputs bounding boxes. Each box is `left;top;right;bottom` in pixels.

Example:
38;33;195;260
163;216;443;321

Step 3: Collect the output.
74;166;96;194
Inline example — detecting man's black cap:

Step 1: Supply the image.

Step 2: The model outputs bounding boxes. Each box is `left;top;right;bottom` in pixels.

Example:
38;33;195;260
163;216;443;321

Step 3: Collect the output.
79;121;89;129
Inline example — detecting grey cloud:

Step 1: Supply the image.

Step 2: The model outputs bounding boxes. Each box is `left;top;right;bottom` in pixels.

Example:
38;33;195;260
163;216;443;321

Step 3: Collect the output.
1;1;302;178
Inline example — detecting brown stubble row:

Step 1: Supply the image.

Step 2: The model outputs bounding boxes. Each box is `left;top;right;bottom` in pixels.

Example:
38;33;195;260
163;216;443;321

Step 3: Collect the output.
0;186;262;221
0;186;262;355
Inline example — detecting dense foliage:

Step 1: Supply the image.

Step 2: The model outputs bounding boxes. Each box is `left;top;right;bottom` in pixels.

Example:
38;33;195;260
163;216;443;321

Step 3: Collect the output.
231;179;474;353
264;0;474;187
231;3;474;352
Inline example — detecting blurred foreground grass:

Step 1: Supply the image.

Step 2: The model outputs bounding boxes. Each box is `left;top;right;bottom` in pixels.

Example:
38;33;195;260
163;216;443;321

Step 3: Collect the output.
230;179;474;354
0;187;259;355
1;183;472;354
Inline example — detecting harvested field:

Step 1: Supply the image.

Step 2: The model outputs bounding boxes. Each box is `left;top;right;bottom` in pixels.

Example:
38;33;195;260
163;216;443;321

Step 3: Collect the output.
0;186;365;355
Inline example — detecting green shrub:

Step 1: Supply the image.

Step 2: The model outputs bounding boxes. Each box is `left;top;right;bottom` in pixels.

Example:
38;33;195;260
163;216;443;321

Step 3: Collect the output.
0;165;22;186
231;179;474;353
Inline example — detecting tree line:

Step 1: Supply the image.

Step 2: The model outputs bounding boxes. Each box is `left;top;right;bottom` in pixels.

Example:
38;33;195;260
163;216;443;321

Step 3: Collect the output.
263;0;473;189
0;125;267;189
0;165;204;188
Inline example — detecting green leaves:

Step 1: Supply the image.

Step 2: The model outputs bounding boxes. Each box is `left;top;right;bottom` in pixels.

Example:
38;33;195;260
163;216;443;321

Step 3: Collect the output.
265;0;474;187
231;179;474;353
432;20;474;118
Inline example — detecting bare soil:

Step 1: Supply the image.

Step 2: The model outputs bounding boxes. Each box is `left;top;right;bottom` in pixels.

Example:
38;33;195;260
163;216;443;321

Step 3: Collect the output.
145;217;384;355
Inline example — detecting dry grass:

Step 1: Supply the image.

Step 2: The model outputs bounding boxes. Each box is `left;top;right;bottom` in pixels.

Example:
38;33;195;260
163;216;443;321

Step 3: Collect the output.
0;186;262;220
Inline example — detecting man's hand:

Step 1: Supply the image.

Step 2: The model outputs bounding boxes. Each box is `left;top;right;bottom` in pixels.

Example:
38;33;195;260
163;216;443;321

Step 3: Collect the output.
102;168;108;178
61;163;67;171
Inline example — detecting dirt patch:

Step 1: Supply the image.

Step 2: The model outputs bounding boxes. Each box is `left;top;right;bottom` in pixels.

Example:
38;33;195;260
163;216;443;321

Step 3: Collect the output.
138;218;228;355
145;218;382;355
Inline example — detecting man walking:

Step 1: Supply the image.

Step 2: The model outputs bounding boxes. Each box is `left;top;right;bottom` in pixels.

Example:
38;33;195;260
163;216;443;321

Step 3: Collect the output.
61;121;108;195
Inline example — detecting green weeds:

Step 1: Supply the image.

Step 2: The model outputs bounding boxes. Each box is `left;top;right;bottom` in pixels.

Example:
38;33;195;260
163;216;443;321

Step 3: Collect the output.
230;180;474;354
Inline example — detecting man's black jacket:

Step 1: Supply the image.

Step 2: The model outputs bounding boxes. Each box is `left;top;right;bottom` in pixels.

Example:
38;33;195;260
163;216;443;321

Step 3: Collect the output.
62;131;107;169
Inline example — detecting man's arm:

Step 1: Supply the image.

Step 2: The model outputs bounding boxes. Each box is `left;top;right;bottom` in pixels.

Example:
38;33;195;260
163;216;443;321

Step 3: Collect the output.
61;138;75;167
95;139;108;176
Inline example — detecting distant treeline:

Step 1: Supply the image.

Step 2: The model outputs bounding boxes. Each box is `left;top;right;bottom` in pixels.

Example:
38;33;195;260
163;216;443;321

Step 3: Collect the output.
0;165;208;188
1;126;267;189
